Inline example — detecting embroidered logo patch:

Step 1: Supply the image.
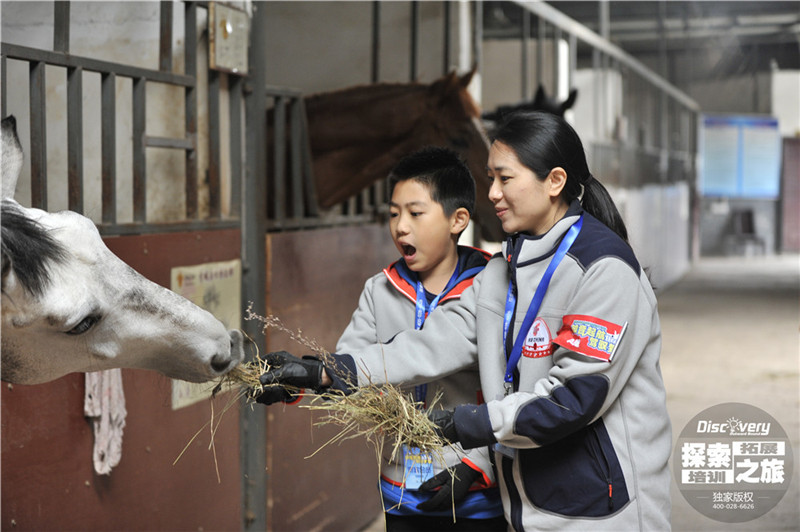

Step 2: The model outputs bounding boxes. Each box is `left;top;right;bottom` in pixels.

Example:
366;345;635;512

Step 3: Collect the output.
522;317;552;358
554;314;627;362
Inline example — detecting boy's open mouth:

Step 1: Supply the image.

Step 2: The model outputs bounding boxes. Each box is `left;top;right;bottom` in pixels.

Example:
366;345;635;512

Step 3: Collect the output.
401;244;416;257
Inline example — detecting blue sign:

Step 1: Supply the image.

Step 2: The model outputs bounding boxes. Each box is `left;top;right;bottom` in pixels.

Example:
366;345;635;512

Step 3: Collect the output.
701;115;781;198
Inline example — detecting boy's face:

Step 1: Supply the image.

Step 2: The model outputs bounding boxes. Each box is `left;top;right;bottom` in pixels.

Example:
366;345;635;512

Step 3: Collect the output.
389;179;459;276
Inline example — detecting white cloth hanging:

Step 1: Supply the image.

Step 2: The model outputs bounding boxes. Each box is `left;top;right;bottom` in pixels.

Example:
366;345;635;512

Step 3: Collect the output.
84;369;127;475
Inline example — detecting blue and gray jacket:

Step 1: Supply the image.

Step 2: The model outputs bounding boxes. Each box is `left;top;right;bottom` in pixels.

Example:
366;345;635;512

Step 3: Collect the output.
332;203;672;531
335;246;503;519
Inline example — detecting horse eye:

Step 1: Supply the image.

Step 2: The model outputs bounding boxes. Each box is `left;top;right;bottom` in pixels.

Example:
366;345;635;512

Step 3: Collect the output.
67;315;100;335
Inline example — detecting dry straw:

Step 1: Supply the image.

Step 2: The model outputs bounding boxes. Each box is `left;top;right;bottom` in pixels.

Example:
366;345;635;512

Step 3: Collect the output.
179;303;457;516
225;303;449;462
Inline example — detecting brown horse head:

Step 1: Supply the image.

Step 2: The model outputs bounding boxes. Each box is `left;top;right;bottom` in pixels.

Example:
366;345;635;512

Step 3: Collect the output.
303;69;504;242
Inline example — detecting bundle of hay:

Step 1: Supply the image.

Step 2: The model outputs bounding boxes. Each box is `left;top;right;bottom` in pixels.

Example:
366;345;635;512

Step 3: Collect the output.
219;305;449;462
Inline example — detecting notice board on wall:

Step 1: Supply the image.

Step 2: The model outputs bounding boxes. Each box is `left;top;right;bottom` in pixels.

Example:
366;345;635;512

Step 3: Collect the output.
700;115;782;198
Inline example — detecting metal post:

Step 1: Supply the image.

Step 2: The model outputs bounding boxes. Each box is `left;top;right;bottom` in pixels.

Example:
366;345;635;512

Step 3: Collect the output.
241;2;268;530
410;1;419;81
54;2;70;53
101;72;116;223
29;61;47;209
160;0;174;72
443;1;450;74
132;77;146;222
371;1;380;83
185;2;199;218
67;65;83;212
229;76;243;218
522;10;530;99
208;70;221;219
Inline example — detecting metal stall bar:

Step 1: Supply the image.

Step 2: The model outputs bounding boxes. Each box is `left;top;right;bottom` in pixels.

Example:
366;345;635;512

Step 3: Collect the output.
290;96;304;219
67;65;83;212
522;9;530;99
101;72;116;224
537;15;545;89
208;70;222;219
271;93;287;226
29;60;47;210
410;1;419;81
54;2;69;53
443;1;451;74
228;76;243;218
241;4;268;529
298;98;318;218
371;1;381;83
132;77;147;222
2;44;194;86
184;1;199;219
160;0;173;72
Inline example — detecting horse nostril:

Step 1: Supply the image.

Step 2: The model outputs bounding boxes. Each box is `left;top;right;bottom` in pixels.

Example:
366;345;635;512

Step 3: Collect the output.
210;354;230;373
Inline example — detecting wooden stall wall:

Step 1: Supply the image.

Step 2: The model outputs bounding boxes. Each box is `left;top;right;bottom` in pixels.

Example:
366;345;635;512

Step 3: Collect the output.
1;229;242;530
264;224;398;531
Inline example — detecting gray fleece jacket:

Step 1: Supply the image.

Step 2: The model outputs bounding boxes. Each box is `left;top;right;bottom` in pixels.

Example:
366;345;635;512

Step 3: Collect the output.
335;247;501;517
333;204;672;531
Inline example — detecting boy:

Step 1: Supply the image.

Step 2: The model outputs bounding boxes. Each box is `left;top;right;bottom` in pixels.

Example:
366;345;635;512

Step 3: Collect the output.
259;147;504;531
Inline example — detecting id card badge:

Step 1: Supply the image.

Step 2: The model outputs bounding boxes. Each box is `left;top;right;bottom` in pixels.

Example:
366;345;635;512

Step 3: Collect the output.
402;445;434;489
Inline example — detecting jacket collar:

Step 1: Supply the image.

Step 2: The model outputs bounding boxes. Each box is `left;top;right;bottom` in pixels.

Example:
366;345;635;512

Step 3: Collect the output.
502;201;584;267
383;246;490;304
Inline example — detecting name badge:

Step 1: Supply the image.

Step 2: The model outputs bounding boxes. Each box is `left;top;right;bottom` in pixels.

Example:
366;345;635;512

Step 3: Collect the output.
402;445;434;489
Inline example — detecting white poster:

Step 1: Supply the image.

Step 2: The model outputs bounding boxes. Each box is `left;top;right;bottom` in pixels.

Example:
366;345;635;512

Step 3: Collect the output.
170;259;242;410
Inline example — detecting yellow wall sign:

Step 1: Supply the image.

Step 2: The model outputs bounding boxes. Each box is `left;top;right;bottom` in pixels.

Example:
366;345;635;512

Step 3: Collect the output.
170;259;242;410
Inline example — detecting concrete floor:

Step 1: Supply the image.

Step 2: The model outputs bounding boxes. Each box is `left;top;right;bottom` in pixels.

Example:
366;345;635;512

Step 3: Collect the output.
660;254;799;532
362;254;800;532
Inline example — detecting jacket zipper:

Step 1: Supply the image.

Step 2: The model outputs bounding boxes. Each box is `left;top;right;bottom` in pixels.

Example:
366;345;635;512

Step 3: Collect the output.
589;424;614;511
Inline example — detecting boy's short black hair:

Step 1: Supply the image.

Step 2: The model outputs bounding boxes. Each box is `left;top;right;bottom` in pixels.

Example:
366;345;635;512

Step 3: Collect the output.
388;146;475;216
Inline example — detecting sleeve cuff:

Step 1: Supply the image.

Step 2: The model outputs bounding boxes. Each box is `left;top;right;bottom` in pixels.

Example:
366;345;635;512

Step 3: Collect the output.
453;403;497;450
324;353;358;395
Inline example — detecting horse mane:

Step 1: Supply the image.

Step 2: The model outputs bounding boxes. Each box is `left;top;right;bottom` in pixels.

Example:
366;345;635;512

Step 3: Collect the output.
305;80;427;105
1;200;67;297
304;75;481;119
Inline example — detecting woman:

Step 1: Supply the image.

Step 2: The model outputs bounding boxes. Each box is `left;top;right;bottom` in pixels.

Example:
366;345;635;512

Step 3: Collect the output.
262;111;672;531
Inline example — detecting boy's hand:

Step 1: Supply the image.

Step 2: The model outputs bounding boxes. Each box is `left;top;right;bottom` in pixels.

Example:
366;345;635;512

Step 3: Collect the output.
416;462;481;511
259;351;326;391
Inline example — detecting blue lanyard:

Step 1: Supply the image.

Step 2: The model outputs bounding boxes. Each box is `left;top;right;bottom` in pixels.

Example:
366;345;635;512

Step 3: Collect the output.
502;216;583;393
413;264;461;403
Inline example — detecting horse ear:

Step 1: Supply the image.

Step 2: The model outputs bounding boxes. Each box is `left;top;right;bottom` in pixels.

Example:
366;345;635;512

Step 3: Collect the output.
459;64;477;88
560;89;578;113
533;85;546;105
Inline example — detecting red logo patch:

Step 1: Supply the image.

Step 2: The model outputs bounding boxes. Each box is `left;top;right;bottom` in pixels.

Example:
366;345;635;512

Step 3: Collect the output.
554;314;627;362
522;317;552;358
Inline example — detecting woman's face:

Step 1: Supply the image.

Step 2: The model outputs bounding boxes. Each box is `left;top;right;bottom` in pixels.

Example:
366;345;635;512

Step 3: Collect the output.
487;141;566;236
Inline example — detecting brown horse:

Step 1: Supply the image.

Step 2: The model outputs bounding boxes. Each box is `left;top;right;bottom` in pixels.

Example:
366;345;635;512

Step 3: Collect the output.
271;70;504;242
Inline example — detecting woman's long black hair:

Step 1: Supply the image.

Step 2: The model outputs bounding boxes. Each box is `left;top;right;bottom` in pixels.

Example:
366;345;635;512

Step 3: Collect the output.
489;110;629;243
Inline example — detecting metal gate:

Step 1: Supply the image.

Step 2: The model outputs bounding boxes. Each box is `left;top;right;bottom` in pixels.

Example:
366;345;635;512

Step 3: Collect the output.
1;2;250;529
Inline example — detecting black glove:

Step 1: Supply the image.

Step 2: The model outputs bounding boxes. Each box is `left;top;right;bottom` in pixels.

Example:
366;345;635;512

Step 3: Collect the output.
416;461;481;512
428;408;459;443
255;385;295;405
259;351;325;391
